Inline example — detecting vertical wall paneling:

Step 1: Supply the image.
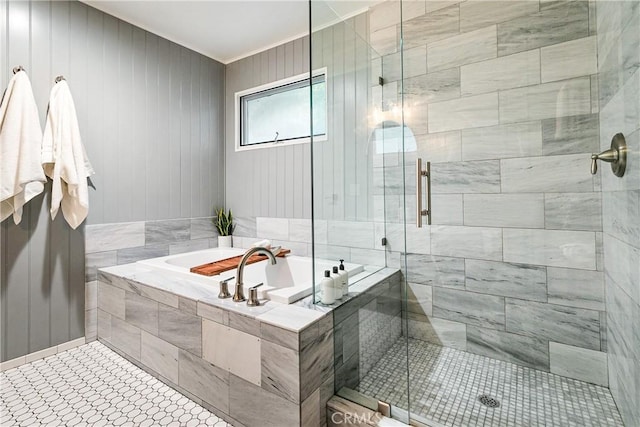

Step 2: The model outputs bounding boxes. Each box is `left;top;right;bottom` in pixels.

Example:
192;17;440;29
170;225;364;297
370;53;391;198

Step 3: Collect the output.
4;0;33;360
1;0;225;361
28;0;52;353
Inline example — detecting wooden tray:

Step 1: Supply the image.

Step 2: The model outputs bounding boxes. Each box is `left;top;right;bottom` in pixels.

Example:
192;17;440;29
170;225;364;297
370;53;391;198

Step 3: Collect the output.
190;249;290;277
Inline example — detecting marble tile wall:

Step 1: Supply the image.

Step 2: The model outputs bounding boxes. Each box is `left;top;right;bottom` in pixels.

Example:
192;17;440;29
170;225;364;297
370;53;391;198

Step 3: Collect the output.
96;271;335;427
332;272;403;393
596;1;640;425
368;0;609;386
84;217;219;342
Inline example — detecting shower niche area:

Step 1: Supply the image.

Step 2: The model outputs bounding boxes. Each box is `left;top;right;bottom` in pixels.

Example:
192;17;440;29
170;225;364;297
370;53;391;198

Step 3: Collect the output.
310;1;639;426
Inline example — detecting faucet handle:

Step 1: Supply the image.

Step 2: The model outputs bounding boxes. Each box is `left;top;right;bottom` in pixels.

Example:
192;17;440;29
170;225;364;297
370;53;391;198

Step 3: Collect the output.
247;283;263;307
218;276;234;299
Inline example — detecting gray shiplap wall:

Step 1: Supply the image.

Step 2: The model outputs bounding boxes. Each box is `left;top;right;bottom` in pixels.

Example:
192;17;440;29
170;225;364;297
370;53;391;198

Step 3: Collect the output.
225;13;373;223
225;36;312;220
0;0;225;362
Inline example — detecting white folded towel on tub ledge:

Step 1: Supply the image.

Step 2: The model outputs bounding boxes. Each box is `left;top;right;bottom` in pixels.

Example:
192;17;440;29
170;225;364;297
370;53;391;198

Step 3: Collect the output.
42;79;94;229
0;70;47;224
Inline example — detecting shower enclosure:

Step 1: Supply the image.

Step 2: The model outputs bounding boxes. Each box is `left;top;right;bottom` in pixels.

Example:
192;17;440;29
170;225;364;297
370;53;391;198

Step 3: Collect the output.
310;0;639;426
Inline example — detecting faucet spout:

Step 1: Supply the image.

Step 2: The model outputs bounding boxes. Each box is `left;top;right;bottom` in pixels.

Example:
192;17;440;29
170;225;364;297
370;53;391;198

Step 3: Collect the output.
233;246;277;302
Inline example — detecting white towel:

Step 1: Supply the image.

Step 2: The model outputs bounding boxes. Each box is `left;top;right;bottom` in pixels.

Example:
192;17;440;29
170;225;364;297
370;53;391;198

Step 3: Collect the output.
42;80;94;229
0;70;47;224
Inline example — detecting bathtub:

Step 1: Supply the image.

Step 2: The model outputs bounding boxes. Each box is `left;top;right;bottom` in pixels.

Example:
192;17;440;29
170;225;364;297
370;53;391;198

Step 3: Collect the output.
137;247;364;304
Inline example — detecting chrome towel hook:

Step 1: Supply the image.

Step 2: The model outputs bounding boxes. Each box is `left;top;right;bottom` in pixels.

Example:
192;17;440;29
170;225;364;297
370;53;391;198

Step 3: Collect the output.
12;65;25;74
591;133;627;177
55;75;65;83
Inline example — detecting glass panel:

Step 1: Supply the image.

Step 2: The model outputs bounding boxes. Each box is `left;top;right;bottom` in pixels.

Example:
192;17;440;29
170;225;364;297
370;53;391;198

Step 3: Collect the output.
400;0;632;426
310;0;410;422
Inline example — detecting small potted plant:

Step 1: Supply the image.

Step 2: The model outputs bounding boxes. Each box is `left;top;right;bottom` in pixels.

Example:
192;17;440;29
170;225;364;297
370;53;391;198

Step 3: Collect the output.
213;208;235;248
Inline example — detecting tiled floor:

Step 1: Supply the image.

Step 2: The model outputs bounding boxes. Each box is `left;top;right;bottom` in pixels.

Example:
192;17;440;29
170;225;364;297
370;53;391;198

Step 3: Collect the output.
358;338;624;427
0;341;232;427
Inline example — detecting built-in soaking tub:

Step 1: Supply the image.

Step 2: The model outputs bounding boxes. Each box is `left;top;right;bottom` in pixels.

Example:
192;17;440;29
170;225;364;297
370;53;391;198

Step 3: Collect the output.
137;247;363;304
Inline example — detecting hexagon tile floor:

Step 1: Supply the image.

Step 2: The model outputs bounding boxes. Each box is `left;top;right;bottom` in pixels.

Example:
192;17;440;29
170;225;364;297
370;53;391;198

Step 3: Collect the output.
0;341;232;427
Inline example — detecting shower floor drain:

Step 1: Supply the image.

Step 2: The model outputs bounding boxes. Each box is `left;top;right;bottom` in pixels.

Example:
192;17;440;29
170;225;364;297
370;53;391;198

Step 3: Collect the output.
478;394;500;408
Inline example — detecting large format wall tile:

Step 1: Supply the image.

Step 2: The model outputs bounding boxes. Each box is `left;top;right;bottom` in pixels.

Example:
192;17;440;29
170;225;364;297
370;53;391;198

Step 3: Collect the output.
465;259;547;302
98;282;125;320
547;267;605;311
158;305;202;357
117;244;169;265
541;113;599;156
178;349;229;414
403;4;460;49
145;219;191;245
428;93;500;133
503;228;596;269
86;251;118;282
86;222;145;253
229;374;299;427
541;36;597;83
550;342;608;386
433;287;506;330
405;254;465;288
190;218;218;240
427;25;497;72
261;340;300;403
125;293;159;335
384;46;427;82
257;217;289;241
327;221;375;249
416;131;462;163
431;160;501;194
604;234;640;305
461;49;540;96
431;225;502;261
545;193;602;231
461;121;542;161
407;314;467;350
497;1;589;56
464;194;545;228
506;298;601;350
431;194;464;225
467;326;549;371
141;331;179;384
501;154;594;193
110;316;141;360
407;283;433;316
499;78;592;123
403;68;460;104
460;0;540;33
602;190;640;249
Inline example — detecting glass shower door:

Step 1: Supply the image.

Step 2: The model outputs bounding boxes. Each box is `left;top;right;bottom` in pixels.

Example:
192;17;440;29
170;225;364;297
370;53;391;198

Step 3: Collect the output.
309;0;411;422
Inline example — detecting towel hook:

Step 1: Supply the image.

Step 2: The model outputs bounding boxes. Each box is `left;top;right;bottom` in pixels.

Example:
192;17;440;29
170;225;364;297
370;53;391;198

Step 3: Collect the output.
12;65;24;74
55;75;65;84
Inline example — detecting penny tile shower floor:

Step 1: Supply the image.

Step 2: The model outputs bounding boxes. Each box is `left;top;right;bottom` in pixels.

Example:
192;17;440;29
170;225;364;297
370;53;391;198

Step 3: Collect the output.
358;338;624;427
0;341;232;427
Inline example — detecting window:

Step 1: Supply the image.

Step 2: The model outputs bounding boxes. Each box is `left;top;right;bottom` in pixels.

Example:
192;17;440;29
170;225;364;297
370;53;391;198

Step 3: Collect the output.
235;70;327;151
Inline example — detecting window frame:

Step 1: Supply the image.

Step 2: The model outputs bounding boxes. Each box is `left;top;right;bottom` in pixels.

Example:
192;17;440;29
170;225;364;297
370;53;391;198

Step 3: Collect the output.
234;68;328;152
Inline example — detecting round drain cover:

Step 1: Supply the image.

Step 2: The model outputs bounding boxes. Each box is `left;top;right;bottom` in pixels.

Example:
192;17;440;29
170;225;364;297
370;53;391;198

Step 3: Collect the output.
478;394;500;408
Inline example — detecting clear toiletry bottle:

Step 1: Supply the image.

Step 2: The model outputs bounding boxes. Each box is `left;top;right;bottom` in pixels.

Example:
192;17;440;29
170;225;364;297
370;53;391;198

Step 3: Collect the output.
331;266;342;301
321;270;335;305
338;259;349;296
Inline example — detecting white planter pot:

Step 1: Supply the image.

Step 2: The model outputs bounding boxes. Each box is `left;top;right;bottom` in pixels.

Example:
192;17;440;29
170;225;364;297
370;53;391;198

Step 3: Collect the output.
218;235;233;248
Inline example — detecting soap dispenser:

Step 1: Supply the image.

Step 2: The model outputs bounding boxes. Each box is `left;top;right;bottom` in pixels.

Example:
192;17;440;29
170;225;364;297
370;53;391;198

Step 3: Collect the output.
332;266;342;301
321;270;335;305
339;259;349;296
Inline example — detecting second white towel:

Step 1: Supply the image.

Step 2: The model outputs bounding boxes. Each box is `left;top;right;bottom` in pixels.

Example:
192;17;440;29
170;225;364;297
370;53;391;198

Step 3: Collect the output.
42;80;94;229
